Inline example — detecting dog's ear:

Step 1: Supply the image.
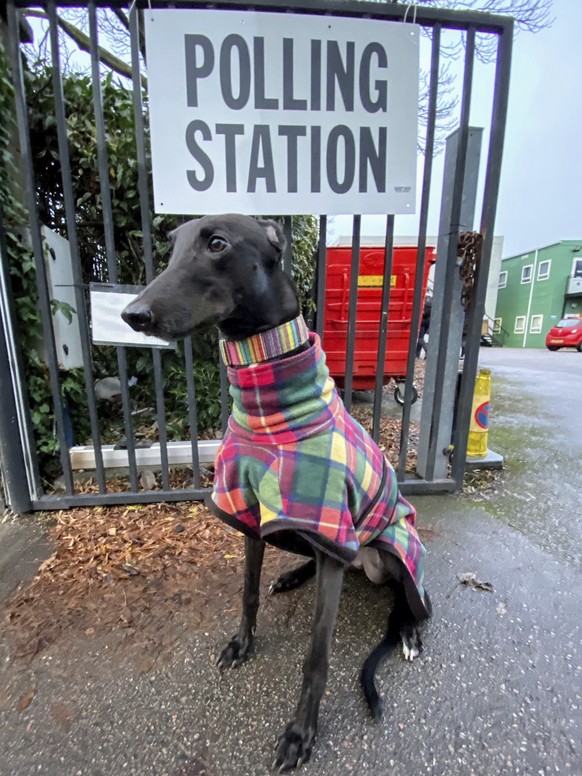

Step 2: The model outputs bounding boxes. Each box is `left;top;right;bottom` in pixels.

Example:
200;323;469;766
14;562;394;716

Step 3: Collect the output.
168;218;200;243
257;219;285;259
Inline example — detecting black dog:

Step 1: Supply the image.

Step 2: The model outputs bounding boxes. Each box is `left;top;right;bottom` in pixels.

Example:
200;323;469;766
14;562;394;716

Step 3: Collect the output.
122;214;432;771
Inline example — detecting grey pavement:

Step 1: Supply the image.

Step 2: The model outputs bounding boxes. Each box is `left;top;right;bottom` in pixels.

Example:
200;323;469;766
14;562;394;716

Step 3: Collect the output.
0;347;581;776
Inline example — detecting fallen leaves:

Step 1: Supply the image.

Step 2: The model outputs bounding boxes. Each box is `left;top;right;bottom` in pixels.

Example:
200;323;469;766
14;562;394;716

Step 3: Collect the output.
16;685;36;712
349;406;420;472
3;501;247;662
457;572;494;592
462;467;501;498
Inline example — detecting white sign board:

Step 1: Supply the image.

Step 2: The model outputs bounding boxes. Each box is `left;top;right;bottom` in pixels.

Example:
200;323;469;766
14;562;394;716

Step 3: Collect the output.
145;10;419;216
90;285;176;349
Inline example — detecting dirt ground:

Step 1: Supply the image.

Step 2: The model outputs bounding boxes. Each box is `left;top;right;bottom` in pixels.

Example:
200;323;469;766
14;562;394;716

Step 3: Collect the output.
3;503;265;669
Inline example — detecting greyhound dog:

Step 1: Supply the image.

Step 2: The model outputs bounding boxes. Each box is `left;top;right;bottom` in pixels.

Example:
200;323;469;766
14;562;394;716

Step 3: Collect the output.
121;214;432;771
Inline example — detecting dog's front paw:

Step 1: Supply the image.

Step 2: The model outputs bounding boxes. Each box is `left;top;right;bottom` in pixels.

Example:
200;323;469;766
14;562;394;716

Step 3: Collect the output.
216;634;252;670
272;722;315;772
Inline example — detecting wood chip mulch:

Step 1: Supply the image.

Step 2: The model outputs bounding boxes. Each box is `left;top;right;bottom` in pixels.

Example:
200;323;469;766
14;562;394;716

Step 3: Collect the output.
2;502;256;665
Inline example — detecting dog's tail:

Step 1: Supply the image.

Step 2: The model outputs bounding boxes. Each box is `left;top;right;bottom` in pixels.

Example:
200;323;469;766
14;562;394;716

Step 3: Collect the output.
359;606;403;720
360;590;432;719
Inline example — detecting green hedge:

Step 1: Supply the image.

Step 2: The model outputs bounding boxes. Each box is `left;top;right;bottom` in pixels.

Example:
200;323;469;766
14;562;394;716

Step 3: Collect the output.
0;49;318;478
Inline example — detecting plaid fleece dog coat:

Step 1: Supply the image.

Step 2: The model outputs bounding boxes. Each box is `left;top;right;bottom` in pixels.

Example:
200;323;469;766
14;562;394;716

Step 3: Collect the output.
209;329;429;619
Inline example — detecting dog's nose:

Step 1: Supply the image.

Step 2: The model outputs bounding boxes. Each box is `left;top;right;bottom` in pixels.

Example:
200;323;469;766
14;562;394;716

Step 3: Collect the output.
121;302;154;332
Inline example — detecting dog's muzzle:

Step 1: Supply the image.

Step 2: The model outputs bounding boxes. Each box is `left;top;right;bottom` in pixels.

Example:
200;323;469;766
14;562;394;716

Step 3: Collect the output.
121;301;155;333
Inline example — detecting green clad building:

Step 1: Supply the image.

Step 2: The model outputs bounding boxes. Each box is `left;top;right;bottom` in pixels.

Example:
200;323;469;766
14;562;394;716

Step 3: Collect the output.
494;240;582;348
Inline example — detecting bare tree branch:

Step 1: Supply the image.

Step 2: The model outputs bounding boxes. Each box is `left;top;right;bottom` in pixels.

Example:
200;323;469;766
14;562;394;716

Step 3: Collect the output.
111;8;130;32
23;8;146;86
409;0;554;35
110;7;146;61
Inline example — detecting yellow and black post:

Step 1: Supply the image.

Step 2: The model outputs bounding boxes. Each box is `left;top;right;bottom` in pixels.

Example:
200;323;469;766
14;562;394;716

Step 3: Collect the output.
467;368;491;458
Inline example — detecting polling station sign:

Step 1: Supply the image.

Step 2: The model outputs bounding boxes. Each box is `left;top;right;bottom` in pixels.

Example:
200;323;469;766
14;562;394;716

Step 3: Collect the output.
145;10;419;215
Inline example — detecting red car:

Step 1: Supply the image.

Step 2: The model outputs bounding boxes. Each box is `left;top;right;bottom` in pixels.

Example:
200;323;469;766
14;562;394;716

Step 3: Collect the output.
545;318;582;351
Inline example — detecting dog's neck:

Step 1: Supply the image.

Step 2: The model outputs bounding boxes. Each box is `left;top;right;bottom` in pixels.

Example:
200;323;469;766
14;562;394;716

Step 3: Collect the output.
219;314;310;367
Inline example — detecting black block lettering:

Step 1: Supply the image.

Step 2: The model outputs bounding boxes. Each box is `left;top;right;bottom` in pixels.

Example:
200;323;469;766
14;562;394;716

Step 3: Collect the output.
359;126;386;193
278;125;307;192
311;126;321;193
254;38;279;109
220;35;251;110
326;125;355;194
185;34;214;108
283;39;308;110
216;124;245;192
311;40;322;111
360;43;388;113
326;41;355;111
247;125;276;193
185;120;214;191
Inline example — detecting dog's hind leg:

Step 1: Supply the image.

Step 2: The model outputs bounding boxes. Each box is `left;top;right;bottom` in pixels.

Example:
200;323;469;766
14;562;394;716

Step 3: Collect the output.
217;536;265;669
360;584;431;720
273;552;344;771
269;559;316;595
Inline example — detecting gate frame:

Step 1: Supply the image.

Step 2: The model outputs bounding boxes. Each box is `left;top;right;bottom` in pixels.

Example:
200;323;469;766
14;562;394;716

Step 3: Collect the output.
1;0;513;510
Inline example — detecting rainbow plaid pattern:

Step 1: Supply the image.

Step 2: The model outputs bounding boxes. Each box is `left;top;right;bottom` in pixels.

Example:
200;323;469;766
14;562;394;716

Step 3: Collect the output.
219;315;310;367
209;332;429;618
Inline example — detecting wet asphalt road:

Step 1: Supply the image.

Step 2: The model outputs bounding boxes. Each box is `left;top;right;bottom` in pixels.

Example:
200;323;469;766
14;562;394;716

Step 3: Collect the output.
1;347;581;776
478;347;582;570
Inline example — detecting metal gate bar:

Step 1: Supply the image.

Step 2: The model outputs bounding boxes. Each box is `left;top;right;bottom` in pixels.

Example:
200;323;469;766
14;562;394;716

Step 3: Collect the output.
371;214;395;444
32;486;213;510
424;26;476;482
183;336;202;489
88;1;140;491
128;5;171;490
6;1;75;495
0;204;41;510
397;23;441;481
15;0;513;33
314;215;327;338
283;217;293;276
219;359;229;432
451;25;513;483
343;214;361;411
46;0;107;494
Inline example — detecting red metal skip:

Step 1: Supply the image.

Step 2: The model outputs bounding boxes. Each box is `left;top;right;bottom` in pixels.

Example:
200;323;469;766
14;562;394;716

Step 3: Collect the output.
322;245;435;390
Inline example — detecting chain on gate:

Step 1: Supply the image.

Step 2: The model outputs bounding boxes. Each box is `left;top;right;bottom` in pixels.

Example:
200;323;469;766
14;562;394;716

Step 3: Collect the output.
457;231;484;312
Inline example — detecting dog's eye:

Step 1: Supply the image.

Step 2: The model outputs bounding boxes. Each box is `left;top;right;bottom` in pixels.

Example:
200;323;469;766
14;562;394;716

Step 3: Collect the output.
208;236;228;253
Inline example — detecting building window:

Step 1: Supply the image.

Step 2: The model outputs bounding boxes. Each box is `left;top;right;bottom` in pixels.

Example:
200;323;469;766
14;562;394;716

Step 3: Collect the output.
498;271;507;289
573;258;582;278
493;318;502;334
514;316;526;333
521;265;533;283
537;260;551;280
530;315;543;334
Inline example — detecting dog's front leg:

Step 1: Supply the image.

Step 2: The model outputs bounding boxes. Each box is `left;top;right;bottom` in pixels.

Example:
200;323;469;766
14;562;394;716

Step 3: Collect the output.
217;536;265;669
273;552;344;771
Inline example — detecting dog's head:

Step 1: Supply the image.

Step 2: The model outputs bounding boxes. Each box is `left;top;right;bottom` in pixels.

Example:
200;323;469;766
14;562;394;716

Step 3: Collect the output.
121;214;298;340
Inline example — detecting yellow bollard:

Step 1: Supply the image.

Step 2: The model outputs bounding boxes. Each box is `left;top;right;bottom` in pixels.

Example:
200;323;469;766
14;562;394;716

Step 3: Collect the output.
467;368;491;458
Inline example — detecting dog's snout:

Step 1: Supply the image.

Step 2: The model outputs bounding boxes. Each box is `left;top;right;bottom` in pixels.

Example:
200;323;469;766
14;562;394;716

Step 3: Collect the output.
121;302;154;332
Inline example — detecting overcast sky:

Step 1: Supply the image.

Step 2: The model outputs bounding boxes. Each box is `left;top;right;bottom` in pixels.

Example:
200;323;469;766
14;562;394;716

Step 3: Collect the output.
332;0;581;258
495;0;581;256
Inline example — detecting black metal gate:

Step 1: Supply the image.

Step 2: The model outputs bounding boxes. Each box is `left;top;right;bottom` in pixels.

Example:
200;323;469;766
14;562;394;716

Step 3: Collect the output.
0;0;512;511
